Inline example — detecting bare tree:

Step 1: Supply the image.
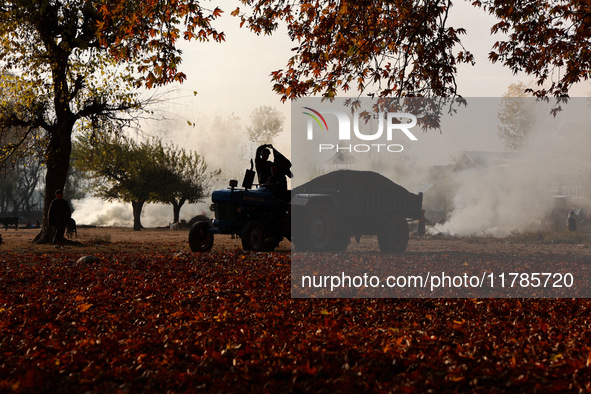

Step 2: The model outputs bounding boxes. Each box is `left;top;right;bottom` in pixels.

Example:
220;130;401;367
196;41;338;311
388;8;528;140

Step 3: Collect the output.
497;82;536;151
246;106;285;147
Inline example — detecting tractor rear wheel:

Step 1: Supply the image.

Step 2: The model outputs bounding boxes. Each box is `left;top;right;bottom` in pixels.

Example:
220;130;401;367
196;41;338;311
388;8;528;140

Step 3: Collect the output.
189;221;214;252
378;214;409;253
241;221;266;251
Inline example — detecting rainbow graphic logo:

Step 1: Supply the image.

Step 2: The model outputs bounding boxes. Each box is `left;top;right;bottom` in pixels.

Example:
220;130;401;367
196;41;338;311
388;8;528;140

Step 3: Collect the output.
302;107;329;132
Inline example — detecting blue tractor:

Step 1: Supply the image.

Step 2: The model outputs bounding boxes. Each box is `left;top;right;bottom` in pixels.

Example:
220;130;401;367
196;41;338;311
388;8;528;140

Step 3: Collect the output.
188;146;292;252
188;178;290;252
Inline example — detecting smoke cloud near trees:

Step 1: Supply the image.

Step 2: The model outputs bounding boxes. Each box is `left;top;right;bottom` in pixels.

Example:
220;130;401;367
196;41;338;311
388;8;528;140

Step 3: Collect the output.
70;97;590;233
71;107;290;228
434;99;591;236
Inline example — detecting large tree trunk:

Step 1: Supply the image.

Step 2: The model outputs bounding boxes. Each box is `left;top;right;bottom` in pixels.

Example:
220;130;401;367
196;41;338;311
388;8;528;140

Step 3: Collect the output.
132;200;145;231
34;126;73;244
33;56;76;244
172;198;186;224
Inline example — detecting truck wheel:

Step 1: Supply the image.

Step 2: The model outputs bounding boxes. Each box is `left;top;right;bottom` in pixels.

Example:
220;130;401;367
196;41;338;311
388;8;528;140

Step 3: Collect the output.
189;221;214;252
305;203;336;252
242;221;266;251
378;214;409;253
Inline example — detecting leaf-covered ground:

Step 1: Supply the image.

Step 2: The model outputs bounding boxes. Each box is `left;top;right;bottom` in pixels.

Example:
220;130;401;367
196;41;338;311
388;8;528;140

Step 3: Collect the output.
1;234;591;392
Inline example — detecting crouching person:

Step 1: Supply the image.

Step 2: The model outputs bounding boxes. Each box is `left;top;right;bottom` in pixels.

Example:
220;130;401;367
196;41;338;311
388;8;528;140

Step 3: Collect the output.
49;189;72;248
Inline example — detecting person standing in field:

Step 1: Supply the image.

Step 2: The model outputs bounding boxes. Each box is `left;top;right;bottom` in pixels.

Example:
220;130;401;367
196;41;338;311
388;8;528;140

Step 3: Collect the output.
567;210;577;232
48;189;72;248
255;144;273;186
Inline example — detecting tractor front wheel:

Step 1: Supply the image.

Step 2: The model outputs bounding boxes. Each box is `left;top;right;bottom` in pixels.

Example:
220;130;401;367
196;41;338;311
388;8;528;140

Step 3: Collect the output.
189;221;214;252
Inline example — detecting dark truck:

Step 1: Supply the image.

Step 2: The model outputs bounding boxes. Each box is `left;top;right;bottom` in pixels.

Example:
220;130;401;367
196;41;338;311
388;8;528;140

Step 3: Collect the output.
291;170;423;252
188;169;423;253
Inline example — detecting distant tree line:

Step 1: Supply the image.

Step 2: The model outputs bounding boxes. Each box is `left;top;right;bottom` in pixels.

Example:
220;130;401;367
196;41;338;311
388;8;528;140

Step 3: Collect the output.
0;159;44;217
0;125;45;217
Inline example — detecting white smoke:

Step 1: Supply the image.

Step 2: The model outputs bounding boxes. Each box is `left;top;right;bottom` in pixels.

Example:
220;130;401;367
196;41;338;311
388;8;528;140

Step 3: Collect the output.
437;159;554;236
71;197;211;227
435;99;591;236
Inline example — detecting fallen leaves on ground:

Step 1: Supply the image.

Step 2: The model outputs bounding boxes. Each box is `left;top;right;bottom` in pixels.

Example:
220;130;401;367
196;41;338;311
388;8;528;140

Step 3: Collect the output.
1;249;590;392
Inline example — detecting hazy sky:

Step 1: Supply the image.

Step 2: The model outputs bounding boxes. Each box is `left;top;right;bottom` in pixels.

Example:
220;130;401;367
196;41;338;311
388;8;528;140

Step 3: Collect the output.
168;1;589;122
149;0;591;163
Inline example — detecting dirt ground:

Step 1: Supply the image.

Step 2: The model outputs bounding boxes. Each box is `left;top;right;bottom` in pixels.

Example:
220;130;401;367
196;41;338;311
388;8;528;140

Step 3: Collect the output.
1;226;590;258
